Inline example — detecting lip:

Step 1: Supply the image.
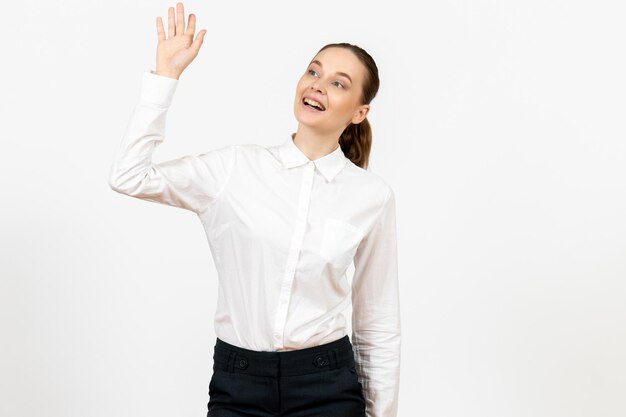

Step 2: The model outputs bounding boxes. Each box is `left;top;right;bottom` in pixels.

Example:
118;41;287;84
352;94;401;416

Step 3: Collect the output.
302;95;326;111
301;98;325;113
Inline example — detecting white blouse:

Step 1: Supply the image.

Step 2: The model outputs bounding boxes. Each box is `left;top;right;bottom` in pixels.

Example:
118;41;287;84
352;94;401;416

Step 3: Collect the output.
108;70;401;417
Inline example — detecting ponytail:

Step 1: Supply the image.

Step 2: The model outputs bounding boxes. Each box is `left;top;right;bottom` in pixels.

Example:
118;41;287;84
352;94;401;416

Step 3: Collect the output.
339;118;372;170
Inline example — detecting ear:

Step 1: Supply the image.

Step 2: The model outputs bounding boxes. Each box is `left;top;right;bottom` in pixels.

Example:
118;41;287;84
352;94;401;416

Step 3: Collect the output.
350;104;370;124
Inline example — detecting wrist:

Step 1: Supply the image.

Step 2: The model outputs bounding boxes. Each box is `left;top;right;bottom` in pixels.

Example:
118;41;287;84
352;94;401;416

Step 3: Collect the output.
153;69;180;80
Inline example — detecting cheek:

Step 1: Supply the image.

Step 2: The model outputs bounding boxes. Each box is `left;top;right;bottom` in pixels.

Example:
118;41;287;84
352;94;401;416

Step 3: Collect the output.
330;96;353;116
296;78;308;93
294;84;304;101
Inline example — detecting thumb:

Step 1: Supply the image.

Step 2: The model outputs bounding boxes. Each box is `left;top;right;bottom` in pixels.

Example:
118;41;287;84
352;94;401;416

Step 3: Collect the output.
191;30;207;53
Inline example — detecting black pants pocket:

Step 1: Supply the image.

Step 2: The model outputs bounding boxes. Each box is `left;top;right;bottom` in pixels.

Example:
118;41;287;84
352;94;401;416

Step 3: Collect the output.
207;368;278;416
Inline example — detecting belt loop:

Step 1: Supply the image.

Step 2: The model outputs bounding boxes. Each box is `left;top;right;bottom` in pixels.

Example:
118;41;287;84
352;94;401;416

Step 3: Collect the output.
331;348;339;370
227;351;236;373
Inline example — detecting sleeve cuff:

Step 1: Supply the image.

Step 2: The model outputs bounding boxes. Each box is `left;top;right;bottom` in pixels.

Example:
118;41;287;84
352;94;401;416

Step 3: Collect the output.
139;69;179;107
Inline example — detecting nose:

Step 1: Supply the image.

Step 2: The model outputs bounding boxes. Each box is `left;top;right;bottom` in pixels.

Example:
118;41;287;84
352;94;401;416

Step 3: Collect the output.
309;79;324;94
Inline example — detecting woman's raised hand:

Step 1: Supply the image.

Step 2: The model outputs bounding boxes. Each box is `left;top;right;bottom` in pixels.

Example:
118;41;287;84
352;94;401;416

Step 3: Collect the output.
154;2;207;80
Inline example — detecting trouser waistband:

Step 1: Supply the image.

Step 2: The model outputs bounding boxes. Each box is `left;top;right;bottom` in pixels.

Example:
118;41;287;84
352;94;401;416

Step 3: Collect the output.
212;335;355;377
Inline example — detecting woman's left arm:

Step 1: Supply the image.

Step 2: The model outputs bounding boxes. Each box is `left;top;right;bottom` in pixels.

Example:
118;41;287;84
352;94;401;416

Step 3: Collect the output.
351;187;402;417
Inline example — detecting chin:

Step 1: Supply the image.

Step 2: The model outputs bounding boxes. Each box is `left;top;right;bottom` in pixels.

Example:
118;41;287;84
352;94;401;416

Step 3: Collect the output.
294;107;320;127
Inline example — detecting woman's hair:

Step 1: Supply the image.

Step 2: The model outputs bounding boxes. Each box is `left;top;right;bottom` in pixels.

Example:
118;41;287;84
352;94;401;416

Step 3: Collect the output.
315;43;380;170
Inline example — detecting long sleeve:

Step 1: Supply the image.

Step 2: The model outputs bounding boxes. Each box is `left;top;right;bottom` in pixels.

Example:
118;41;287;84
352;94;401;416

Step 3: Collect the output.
108;70;237;214
351;188;401;417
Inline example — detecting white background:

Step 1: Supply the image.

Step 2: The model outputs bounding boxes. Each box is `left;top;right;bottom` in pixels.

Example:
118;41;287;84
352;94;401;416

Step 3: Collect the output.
1;1;625;416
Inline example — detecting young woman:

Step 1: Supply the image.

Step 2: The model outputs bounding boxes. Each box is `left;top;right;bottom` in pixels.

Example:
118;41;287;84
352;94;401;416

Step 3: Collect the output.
108;3;401;417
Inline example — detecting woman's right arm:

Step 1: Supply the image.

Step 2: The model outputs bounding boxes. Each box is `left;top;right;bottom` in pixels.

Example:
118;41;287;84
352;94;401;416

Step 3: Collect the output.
108;3;236;214
107;70;237;214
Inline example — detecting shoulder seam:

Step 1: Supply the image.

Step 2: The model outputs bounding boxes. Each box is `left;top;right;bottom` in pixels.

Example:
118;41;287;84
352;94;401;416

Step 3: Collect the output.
362;186;393;237
196;145;238;215
216;145;238;201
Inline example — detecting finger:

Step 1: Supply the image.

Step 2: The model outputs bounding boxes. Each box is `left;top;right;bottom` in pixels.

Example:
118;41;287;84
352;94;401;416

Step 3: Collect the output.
186;13;196;36
156;16;166;42
191;29;207;54
167;6;175;39
176;2;185;37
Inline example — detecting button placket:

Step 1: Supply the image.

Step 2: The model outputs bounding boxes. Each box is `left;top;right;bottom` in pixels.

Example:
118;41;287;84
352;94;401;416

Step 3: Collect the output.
272;161;315;349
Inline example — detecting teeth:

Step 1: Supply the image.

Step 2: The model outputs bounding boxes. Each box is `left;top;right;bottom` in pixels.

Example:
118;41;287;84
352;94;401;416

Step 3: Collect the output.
304;97;325;110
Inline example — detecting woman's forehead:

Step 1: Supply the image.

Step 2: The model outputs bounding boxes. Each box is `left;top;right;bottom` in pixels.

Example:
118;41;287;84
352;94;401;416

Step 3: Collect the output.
311;49;364;81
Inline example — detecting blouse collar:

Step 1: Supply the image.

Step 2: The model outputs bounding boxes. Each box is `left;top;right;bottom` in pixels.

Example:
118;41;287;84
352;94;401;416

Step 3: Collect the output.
278;133;348;182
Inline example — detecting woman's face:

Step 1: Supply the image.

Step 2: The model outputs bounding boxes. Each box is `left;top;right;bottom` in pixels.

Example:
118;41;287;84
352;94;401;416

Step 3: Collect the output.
293;47;370;135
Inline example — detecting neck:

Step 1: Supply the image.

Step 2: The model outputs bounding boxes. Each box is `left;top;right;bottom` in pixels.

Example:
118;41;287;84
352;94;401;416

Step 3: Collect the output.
292;125;341;161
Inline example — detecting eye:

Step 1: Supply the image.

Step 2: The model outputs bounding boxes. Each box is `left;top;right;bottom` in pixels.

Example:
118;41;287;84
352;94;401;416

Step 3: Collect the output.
333;81;344;89
308;69;318;77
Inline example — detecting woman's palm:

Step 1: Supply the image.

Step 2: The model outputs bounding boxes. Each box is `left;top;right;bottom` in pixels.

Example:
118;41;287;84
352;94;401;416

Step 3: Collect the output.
155;2;206;79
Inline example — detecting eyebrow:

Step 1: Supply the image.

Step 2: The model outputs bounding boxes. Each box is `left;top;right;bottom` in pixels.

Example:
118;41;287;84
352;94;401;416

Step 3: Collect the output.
309;60;353;83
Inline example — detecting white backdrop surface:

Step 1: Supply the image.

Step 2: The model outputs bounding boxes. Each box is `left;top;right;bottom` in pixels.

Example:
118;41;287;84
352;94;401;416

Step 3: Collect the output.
0;1;624;416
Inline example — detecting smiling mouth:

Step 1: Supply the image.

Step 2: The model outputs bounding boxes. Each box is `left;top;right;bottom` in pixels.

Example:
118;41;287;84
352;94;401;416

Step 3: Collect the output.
302;97;326;111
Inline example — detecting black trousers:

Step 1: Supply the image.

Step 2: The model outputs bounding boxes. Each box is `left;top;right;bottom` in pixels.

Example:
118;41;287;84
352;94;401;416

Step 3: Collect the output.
206;335;366;417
